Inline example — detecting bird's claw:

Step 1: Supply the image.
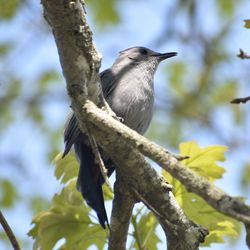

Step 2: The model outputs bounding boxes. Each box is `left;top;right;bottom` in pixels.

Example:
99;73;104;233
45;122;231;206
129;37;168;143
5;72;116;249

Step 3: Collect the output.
116;116;124;123
101;101;124;123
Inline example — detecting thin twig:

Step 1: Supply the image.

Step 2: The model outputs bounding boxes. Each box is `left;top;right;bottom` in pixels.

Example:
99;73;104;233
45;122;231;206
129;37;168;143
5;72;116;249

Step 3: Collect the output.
87;130;113;192
0;210;21;250
231;96;250;104
131;188;164;220
238;49;250;59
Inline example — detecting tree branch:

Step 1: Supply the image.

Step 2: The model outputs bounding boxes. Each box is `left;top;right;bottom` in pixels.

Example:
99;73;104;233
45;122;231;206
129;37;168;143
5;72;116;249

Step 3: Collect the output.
237;48;250;59
87;132;113;191
231;96;250;104
83;100;250;246
42;0;102;106
108;179;135;250
0;211;21;250
85;118;208;249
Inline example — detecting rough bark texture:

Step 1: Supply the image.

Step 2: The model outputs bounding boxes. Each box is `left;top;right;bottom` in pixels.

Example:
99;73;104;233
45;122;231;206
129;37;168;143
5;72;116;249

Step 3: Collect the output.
42;0;250;249
108;180;135;250
42;0;103;108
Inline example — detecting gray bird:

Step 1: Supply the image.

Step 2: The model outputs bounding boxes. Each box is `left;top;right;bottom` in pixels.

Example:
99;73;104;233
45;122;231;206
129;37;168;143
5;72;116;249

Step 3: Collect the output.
63;46;177;229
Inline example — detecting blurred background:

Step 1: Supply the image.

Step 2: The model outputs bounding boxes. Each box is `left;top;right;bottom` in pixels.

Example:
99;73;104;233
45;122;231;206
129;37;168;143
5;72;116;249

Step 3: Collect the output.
0;0;250;249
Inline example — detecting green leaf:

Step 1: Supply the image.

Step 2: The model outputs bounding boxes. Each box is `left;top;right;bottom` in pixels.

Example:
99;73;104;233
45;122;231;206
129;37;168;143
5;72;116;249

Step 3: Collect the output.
0;0;21;19
211;80;237;104
241;162;250;187
217;0;235;17
0;179;18;207
28;104;43;123
179;141;227;181
29;181;108;250
54;152;114;200
163;141;240;246
29;196;50;215
102;183;114;201
54;153;79;184
131;210;160;250
204;221;239;245
244;19;250;29
7;78;22;98
38;70;60;92
0;42;13;55
86;0;120;27
179;192;238;246
168;61;187;95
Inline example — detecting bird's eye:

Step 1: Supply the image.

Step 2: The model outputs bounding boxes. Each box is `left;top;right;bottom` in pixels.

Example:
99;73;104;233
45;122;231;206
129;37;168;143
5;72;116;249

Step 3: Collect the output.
139;48;148;55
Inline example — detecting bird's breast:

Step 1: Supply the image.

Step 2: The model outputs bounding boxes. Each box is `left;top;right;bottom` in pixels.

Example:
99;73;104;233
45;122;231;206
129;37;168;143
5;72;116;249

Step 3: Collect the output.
107;79;154;135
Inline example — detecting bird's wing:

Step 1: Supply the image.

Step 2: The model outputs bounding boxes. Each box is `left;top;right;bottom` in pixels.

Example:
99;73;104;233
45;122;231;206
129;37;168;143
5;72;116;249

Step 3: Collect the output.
100;69;118;99
63;69;117;157
63;111;81;157
62;69;117;228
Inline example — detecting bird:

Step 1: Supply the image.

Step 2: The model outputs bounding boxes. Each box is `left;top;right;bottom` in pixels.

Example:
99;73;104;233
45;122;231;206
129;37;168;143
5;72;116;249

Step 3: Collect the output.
63;46;177;229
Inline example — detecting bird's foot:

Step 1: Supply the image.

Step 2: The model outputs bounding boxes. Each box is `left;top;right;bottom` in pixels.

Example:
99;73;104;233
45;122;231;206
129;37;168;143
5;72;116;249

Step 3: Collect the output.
102;100;124;123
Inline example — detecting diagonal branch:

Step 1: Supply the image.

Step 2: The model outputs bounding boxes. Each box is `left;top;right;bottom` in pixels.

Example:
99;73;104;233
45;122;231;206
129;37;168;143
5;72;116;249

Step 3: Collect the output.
87;121;208;250
0;211;21;250
83;100;250;247
83;101;250;223
108;179;135;250
87;131;113;191
237;48;250;59
231;96;250;104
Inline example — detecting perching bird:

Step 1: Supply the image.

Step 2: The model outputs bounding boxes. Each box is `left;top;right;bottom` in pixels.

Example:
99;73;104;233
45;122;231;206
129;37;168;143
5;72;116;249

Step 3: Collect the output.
63;47;177;229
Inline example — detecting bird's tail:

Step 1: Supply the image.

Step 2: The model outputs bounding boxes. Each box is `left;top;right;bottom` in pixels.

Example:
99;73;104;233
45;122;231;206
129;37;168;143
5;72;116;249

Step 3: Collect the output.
74;140;109;229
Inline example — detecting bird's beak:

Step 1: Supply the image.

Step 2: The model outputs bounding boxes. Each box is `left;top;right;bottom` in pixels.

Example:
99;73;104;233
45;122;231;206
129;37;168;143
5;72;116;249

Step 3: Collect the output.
152;52;177;61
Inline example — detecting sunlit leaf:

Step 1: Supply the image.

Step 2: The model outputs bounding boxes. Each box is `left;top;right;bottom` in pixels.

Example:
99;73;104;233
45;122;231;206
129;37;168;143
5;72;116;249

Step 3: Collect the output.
54;152;113;200
29;196;50;215
29;181;108;250
86;0;120;27
131;211;160;250
211;80;237;104
0;0;21;19
179;141;227;181
163;141;240;246
102;183;114;201
217;0;235;16
54;153;79;184
0;179;18;207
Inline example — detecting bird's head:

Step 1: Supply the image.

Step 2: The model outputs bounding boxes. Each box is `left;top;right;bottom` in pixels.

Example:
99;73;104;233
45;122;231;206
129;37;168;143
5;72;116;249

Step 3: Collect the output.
118;46;176;64
112;46;177;73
